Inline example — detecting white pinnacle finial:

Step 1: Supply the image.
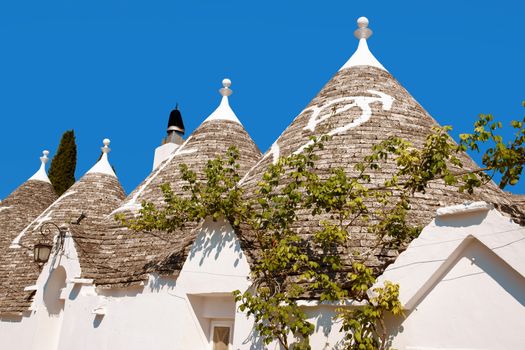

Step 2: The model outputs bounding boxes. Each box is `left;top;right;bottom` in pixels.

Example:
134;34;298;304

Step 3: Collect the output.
357;17;368;28
339;16;386;71
40;150;49;165
203;78;242;124
28;149;51;183
101;138;111;154
219;78;233;97
354;16;372;40
87;138;116;177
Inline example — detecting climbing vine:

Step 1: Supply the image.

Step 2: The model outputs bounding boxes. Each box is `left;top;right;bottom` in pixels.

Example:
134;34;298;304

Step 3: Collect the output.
119;104;525;350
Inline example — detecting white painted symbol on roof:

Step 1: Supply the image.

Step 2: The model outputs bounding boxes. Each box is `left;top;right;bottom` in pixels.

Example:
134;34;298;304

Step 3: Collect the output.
295;90;394;154
304;89;394;132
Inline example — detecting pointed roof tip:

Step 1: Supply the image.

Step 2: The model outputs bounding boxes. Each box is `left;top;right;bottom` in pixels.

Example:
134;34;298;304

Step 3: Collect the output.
203;78;242;125
86;138;117;178
339;16;387;72
28;150;51;183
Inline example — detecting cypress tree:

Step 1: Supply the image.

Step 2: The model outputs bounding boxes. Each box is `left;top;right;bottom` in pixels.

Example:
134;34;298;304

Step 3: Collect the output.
48;130;77;196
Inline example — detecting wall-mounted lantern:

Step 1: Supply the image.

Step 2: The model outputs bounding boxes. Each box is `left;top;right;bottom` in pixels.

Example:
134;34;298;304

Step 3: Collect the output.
34;222;67;266
34;241;53;264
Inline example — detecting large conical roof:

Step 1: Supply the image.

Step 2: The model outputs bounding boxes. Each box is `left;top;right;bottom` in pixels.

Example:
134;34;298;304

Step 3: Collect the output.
0;141;125;314
241;18;524;272
89;79;262;287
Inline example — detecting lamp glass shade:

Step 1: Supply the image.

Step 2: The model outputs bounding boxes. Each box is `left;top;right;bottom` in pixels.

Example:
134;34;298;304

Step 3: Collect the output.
34;243;52;264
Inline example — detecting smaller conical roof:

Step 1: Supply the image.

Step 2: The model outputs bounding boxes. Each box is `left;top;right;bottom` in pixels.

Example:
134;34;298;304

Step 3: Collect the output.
90;79;262;287
0;140;125;314
0;150;57;254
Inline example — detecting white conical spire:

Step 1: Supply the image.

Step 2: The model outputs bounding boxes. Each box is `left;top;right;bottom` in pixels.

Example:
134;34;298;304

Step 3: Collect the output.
339;17;386;71
86;138;117;177
203;78;242;124
28;150;51;183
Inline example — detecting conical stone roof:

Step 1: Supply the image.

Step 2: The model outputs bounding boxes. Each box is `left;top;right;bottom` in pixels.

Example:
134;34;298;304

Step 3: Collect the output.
0;151;57;252
90;79;262;287
0;152;58;312
240;18;524;274
0;141;125;314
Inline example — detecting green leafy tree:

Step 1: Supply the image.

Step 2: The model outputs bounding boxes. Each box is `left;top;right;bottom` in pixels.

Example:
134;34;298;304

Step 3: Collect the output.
48;130;77;196
119;105;525;350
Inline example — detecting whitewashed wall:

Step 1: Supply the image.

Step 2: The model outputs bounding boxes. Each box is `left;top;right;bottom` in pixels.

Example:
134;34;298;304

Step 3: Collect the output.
379;203;525;350
2;205;525;350
0;218;257;350
0;229;82;350
0;313;37;349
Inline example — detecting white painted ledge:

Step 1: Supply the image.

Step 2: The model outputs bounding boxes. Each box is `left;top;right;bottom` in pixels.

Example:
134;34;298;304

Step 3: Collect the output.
92;307;107;315
436;201;493;217
69;278;94;284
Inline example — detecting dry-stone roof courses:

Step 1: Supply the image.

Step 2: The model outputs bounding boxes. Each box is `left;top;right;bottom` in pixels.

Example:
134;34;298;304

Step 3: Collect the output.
240;21;525;277
0;154;57;314
0;154;125;314
90;81;262;287
0;181;57;257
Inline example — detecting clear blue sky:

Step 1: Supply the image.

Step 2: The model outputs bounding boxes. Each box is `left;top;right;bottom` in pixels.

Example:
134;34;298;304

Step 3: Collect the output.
1;0;524;199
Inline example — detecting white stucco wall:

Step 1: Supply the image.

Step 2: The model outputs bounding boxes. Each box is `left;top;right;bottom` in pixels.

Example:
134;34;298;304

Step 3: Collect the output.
153;143;179;170
379;203;525;350
0;229;82;350
0;218;253;350
55;218;253;350
0;314;37;349
3;204;525;350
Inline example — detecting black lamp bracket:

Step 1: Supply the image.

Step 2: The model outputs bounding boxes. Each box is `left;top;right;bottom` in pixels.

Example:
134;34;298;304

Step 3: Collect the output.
39;221;67;254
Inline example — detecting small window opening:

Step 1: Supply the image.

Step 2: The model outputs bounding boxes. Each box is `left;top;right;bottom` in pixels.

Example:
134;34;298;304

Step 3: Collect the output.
210;321;233;350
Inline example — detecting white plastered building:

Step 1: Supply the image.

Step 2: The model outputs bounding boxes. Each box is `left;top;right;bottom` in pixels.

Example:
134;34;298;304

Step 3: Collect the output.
0;17;524;350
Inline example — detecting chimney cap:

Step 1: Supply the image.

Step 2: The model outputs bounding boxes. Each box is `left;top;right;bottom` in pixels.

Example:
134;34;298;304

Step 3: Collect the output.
167;105;185;134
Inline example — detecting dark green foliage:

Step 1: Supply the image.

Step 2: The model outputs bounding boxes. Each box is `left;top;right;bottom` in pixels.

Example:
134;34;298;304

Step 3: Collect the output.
48;130;77;196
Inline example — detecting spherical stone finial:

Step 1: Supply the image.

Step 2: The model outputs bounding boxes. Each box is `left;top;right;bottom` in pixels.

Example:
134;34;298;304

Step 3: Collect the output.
357;17;369;28
101;138;111;154
40;150;49;164
354;16;373;40
220;78;233;97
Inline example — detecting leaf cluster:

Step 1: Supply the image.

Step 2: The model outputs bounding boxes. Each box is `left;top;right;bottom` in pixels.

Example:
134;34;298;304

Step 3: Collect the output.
459;104;525;188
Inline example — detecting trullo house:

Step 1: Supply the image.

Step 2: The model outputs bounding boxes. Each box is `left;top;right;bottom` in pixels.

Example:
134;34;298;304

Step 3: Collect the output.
0;17;524;350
